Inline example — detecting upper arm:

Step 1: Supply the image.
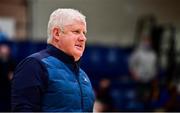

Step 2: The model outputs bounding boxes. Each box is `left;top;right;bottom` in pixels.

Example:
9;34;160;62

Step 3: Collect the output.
11;57;48;111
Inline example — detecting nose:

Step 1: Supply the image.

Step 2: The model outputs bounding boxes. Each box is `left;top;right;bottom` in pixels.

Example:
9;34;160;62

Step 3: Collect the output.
78;33;87;42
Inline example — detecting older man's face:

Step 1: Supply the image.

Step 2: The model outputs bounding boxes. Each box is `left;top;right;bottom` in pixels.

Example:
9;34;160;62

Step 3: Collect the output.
58;20;87;61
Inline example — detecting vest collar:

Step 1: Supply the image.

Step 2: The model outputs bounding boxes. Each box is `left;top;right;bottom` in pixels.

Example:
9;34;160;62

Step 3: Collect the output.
46;44;80;65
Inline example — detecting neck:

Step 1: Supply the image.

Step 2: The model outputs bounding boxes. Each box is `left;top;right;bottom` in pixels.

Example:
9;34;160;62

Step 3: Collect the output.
48;42;80;61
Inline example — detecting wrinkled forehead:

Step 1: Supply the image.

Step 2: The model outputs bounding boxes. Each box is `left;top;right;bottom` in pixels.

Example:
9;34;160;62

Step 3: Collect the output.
64;20;87;32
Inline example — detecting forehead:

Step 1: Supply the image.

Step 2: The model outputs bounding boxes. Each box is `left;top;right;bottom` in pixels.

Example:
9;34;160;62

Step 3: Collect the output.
64;20;86;31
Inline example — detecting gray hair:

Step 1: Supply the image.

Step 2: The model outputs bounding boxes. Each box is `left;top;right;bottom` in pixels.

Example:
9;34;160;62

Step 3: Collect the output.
47;8;86;43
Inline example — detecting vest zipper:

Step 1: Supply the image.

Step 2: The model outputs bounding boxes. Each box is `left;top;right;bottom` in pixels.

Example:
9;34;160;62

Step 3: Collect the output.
74;63;84;111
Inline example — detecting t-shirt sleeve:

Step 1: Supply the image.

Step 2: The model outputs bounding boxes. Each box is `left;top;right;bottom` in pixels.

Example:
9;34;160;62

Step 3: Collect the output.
11;57;48;111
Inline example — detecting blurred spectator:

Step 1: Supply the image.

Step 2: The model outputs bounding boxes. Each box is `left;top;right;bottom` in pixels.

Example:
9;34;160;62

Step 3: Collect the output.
129;34;158;111
163;82;180;111
95;78;114;112
148;79;165;111
129;35;157;83
147;78;180;112
0;41;16;111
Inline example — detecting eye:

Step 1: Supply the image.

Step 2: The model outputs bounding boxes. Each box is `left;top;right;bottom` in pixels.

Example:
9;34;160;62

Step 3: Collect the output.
83;31;87;35
72;30;80;34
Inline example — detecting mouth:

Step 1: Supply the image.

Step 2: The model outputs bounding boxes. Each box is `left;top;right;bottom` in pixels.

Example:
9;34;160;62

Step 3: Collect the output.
75;44;83;50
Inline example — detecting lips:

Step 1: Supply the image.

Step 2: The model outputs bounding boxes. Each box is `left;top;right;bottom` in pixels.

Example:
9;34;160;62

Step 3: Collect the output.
75;44;82;47
75;44;83;50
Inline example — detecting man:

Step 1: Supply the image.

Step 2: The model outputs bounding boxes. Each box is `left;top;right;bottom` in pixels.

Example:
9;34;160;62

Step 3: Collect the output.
0;41;15;111
129;35;157;110
11;8;95;112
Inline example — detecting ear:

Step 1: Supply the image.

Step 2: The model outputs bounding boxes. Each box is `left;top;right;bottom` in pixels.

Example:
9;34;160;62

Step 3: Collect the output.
52;27;61;41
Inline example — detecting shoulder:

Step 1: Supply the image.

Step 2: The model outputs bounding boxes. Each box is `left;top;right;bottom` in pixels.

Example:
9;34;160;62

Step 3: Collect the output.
15;49;49;71
12;52;49;89
15;56;42;74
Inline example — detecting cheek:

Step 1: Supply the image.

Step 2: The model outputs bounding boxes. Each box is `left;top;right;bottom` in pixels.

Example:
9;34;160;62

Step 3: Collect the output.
59;39;71;50
65;39;75;50
61;36;77;50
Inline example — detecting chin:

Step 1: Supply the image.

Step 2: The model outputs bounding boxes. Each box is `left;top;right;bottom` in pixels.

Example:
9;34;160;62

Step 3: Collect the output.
73;48;84;58
76;53;83;58
75;50;83;55
74;53;82;60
